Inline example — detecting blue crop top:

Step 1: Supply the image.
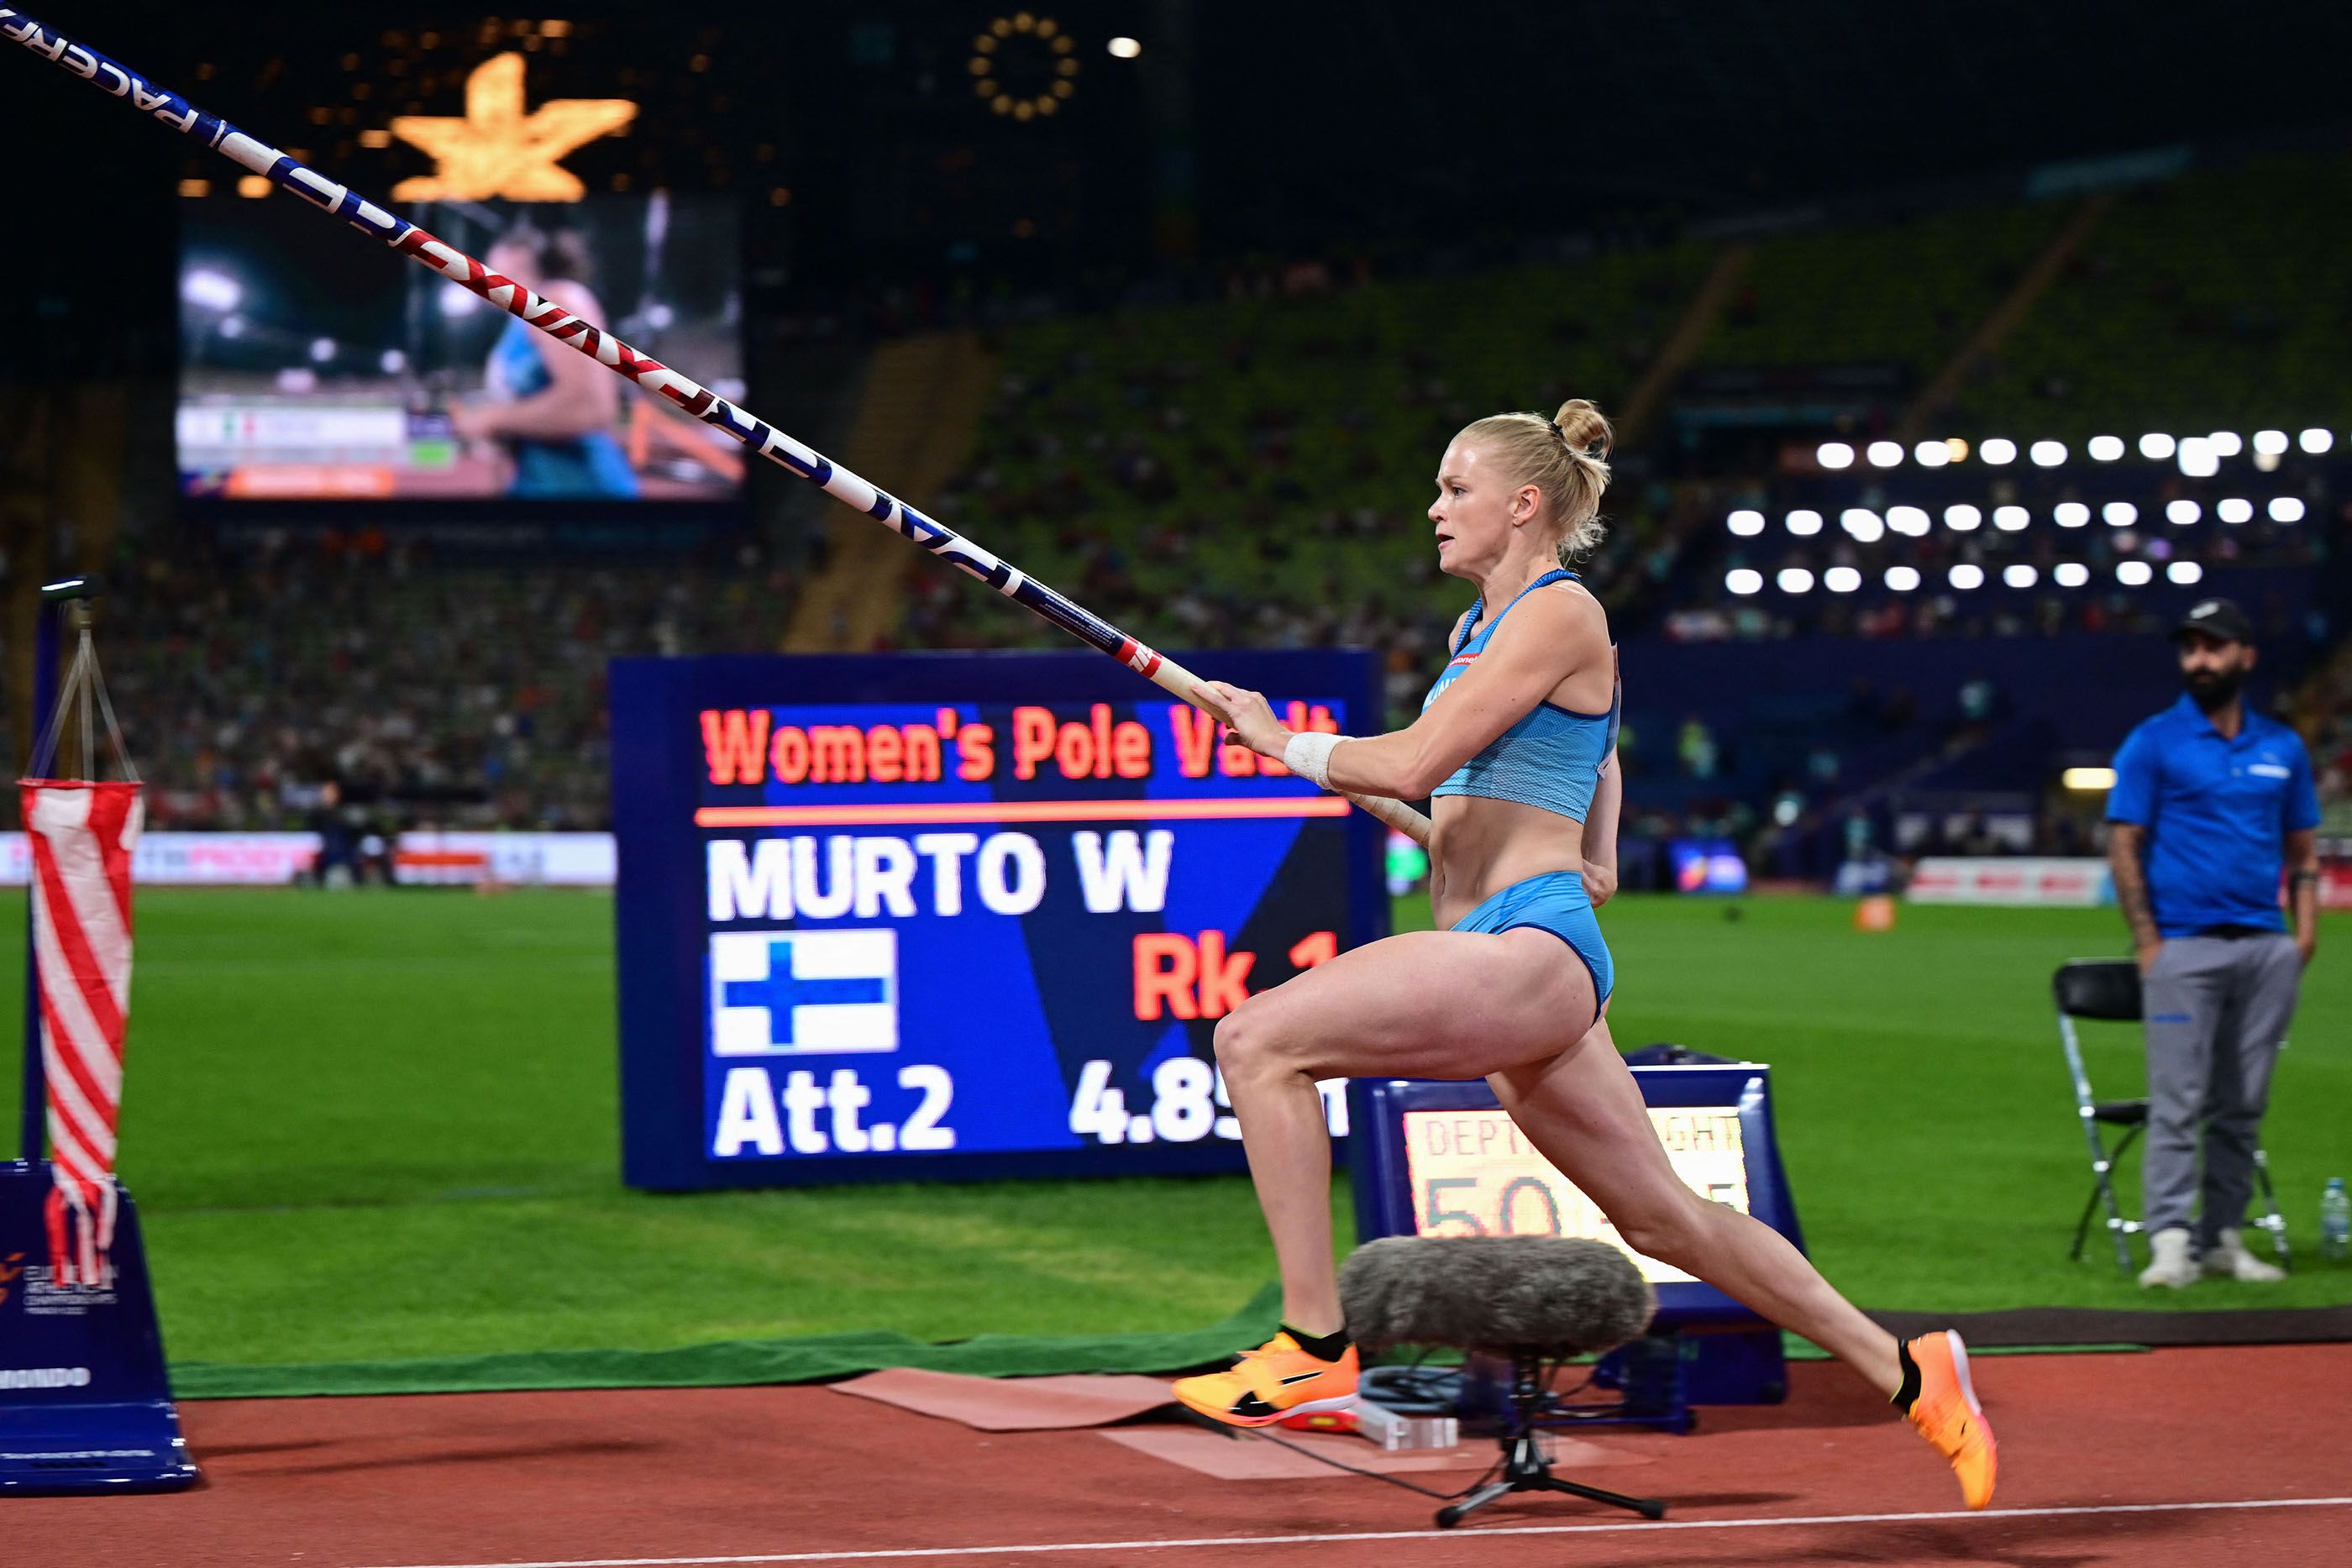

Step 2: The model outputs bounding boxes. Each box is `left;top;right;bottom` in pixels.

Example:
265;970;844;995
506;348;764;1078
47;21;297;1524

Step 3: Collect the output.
1420;569;1620;821
487;315;641;500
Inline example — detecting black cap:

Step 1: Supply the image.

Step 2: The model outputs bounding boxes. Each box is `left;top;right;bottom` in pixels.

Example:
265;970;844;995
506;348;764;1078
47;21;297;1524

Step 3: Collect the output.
2171;597;2252;644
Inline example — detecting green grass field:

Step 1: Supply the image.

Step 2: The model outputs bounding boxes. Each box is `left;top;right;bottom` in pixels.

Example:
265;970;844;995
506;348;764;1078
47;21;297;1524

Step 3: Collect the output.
2;890;2344;1372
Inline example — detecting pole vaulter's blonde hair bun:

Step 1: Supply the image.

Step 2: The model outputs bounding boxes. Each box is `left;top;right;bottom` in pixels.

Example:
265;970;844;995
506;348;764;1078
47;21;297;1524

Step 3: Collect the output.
1453;399;1614;564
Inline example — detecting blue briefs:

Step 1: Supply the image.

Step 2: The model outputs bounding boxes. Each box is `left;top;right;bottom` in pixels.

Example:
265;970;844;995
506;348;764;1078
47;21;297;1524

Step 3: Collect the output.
1449;870;1614;1020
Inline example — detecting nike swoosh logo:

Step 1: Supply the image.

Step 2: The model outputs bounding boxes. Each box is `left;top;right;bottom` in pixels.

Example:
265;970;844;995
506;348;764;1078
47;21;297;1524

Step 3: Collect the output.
1278;1371;1326;1386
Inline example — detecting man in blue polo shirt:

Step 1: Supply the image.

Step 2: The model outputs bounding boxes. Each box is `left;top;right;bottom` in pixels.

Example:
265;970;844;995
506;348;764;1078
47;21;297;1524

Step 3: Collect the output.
2106;597;2322;1289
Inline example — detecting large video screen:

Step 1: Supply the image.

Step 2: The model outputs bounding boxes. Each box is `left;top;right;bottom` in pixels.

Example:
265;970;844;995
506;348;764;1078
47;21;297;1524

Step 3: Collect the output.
611;650;1389;1190
177;195;743;502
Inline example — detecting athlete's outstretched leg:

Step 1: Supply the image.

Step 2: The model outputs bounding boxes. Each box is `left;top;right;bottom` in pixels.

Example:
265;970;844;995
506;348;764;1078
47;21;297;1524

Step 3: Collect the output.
1490;1017;1996;1508
1487;1018;1898;1390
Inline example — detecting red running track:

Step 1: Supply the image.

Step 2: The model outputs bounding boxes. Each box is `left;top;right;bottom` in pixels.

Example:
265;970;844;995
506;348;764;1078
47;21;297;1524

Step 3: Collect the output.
13;1344;2351;1568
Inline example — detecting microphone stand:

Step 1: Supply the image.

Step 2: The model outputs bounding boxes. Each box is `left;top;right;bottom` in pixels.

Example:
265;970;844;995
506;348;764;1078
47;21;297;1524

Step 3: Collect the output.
1435;1350;1666;1529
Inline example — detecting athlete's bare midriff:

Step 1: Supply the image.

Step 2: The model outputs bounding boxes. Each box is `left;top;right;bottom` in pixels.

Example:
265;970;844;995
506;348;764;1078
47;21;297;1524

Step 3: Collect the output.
1426;794;1585;929
1423;579;1609;927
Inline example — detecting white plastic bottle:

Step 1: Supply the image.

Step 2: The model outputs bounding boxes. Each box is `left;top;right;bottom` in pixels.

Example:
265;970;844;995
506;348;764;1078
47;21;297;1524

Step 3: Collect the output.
2322;1178;2350;1262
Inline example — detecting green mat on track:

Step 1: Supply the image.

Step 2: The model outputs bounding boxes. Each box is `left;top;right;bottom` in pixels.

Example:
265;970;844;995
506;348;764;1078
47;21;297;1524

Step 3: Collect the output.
171;1284;1286;1400
166;1301;2161;1401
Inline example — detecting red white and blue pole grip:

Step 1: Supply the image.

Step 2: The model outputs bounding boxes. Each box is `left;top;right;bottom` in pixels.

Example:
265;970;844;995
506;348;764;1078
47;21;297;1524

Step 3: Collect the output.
0;9;1428;837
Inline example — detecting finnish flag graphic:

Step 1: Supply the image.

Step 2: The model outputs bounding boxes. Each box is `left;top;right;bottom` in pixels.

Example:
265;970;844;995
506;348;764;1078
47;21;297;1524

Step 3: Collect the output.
710;929;899;1055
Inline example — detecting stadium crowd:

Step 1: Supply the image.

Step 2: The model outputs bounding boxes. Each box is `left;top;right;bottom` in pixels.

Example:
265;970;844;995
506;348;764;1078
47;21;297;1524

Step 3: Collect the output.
99;528;794;831
66;151;2352;861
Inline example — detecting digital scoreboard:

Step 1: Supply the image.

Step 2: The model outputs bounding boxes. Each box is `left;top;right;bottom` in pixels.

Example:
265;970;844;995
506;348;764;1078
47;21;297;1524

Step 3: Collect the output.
613;650;1387;1190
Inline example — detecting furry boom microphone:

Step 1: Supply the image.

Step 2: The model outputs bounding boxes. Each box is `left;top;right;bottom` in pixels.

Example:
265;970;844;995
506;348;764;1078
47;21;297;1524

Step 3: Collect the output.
1343;1237;1671;1529
1339;1236;1656;1357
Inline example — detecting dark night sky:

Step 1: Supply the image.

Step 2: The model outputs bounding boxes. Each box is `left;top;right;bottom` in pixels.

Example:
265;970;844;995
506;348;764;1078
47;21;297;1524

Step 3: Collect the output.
5;0;2349;376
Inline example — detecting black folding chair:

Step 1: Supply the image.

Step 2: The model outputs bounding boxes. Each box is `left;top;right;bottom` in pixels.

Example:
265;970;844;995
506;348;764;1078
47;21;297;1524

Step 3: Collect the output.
2055;958;2288;1271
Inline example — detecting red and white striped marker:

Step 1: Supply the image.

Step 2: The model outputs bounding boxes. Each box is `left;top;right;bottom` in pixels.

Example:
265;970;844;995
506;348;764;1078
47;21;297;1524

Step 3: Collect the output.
23;780;143;1287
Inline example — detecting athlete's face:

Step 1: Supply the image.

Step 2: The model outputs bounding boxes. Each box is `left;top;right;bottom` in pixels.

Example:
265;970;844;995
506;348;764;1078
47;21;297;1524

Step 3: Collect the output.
1430;439;1537;579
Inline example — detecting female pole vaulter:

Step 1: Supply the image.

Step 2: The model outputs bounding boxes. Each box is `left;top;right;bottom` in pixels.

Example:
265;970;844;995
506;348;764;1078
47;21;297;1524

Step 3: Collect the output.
1175;401;1996;1511
0;18;1987;1507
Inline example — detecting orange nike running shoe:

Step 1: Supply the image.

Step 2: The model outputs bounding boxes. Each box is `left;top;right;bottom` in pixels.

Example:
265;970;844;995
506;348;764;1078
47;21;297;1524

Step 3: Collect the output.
1171;1332;1359;1428
1903;1329;1997;1509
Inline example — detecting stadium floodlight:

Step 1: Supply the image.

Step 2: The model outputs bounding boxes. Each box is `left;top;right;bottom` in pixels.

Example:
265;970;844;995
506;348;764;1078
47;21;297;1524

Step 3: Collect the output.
379;348;406;374
308;337;336;363
1777;568;1816;593
1993;505;2029;532
2053;562;2090;588
1725;569;1763;595
1866;440;1903;468
2062;767;2118;791
2117;560;2154;586
1885;564;1922;591
438;286;480;317
2103;501;2137;527
2218;498;2253;523
1980;438;2018;465
1728;509;1766;536
1787;508;1825;536
2269;496;2307;522
1816;442;1856;469
2176;436;2218;478
2299;427;2334;454
2087;435;2124;461
2167;560;2205;585
1914;440;1950;468
1108;35;1144;57
2166;499;2202;524
2252;429;2289;455
1949;564;1985;590
1943;504;1982;531
1824;566;1862;593
2029;439;2066;467
1839;508;1884;542
2054;502;2090;527
1887;506;1931;537
2138;433;2176;459
218;314;245;338
182;267;241;312
2208;431;2244;457
2003;564;2038;589
1944;438;1970;461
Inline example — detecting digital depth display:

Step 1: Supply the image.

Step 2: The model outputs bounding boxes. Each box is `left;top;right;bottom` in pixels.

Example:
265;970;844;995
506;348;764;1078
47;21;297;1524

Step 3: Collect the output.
613;651;1387;1189
1401;1106;1751;1284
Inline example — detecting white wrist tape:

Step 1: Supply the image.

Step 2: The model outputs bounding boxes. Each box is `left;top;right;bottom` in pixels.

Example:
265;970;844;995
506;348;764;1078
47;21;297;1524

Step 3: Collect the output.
1283;731;1348;789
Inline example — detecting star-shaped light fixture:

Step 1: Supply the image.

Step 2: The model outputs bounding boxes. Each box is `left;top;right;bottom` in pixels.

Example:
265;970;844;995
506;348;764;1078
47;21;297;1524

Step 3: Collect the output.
390;51;635;202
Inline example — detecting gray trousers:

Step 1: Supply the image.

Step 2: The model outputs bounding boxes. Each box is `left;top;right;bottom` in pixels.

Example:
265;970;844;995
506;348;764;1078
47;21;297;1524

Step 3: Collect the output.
2140;933;2302;1244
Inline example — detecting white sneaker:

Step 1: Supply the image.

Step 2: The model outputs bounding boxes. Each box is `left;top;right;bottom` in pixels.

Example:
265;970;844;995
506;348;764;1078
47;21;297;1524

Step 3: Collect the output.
2138;1226;2198;1288
2202;1229;2286;1282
